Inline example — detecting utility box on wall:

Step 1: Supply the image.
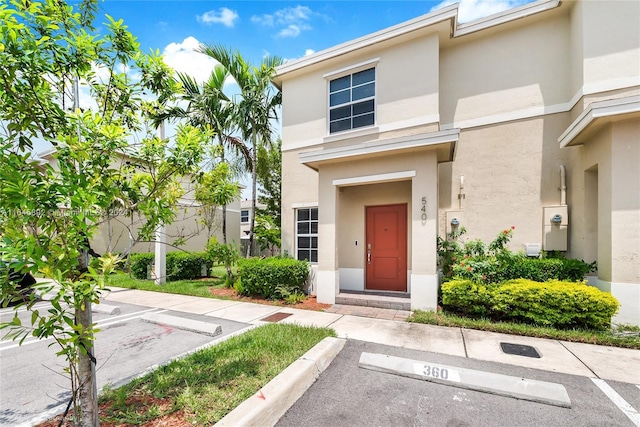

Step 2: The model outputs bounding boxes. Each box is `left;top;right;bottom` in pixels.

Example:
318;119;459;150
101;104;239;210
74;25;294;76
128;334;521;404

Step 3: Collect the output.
543;205;568;251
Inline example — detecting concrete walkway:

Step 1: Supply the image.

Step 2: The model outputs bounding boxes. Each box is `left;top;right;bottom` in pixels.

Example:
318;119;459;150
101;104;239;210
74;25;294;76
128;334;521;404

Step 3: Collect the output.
101;287;640;385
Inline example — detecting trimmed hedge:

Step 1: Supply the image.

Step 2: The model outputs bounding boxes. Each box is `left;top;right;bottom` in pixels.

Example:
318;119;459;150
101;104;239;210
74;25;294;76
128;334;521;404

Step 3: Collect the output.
238;257;309;299
452;255;595;284
441;279;619;330
129;252;211;281
129;253;154;279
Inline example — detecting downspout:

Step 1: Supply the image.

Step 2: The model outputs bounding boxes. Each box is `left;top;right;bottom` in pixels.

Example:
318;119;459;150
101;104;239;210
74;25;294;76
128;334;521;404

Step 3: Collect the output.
560;165;567;206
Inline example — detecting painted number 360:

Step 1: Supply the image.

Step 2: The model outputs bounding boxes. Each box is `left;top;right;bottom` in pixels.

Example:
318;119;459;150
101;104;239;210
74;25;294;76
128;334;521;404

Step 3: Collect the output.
422;364;449;380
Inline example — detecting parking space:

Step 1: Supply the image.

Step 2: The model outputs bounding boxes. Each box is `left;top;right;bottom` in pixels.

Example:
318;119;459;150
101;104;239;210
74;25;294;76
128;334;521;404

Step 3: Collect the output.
0;301;249;426
277;340;640;427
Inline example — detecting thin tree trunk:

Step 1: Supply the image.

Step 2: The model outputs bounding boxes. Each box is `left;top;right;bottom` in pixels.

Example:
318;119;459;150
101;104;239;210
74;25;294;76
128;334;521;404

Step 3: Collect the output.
246;130;257;258
220;138;228;244
76;297;99;426
222;205;227;244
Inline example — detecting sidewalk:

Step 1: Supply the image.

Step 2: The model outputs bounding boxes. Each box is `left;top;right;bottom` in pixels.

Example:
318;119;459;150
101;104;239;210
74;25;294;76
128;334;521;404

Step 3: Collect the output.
101;287;640;385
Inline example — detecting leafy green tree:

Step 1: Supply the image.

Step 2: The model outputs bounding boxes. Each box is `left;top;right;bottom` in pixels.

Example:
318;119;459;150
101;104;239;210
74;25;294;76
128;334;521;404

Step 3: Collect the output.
257;138;282;228
0;1;205;424
198;44;283;257
158;69;248;243
195;162;241;241
254;213;281;255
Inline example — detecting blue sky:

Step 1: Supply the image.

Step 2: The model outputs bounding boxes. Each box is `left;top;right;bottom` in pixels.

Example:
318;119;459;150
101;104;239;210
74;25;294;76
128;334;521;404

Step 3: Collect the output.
96;0;533;82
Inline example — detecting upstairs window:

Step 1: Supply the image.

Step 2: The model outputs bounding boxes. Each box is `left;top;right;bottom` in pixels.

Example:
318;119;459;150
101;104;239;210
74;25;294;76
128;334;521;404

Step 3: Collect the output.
240;209;249;223
329;67;375;134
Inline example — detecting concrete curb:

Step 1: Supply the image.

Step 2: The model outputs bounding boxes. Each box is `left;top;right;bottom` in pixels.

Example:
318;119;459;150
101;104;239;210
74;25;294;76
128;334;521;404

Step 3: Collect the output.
92;303;121;315
216;336;347;427
359;352;572;408
141;312;222;337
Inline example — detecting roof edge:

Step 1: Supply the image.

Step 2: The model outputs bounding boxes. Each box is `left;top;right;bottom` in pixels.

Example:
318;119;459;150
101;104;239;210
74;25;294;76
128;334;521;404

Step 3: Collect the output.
558;95;640;148
274;0;562;81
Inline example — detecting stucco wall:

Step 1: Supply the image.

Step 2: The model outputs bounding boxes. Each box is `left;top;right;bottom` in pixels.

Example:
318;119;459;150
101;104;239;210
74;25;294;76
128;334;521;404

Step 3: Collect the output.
438;114;572;252
610;119;640;284
281;34;439;152
440;12;570;126
580;124;612;282
580;0;640;89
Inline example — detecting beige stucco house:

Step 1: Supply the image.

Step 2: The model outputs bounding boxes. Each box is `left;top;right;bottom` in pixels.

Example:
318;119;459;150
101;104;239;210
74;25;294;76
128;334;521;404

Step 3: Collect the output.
274;0;640;325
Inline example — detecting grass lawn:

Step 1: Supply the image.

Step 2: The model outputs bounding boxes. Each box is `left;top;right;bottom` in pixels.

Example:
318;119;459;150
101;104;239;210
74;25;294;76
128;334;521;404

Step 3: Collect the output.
105;269;229;299
96;323;335;425
409;310;640;349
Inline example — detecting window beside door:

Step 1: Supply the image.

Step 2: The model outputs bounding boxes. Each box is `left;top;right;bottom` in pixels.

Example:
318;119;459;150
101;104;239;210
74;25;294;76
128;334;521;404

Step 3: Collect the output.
296;208;318;262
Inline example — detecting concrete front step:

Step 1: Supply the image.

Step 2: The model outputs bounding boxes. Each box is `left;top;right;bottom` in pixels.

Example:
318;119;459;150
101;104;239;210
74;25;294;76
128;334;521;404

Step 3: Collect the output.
335;292;411;311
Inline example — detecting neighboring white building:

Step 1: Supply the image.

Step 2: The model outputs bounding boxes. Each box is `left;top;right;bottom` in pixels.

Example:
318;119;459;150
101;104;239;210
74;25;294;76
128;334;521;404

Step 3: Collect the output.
38;150;240;255
274;0;640;325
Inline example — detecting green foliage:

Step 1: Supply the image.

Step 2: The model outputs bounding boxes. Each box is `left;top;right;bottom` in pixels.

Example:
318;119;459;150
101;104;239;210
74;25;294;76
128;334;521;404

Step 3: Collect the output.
441;280;492;317
238;257;309;299
129;252;212;281
491;279;618;330
275;284;307;304
254;213;281;253
198;43;283;257
129;253;155;279
439;226;594;284
195;163;241;240
206;237;240;284
167;252;210;281
441;279;619;330
256;138;282;228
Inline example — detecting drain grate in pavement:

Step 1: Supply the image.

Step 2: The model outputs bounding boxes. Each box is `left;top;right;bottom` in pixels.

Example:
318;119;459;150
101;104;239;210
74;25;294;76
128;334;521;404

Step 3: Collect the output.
500;342;541;358
260;312;292;322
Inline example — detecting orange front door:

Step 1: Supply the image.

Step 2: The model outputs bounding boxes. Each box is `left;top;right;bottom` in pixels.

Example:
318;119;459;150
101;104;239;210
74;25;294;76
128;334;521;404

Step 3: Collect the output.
365;204;407;292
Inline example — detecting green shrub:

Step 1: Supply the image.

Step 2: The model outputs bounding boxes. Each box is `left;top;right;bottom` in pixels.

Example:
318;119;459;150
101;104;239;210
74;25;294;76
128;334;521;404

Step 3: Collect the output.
129;253;154;279
441;279;492;317
128;252;211;281
167;252;210;281
439;226;594;284
490;279;618;330
238;257;309;299
442;278;619;330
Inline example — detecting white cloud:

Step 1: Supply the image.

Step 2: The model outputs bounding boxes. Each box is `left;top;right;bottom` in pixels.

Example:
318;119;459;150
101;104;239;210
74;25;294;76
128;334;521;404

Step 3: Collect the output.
162;36;218;83
252;5;315;38
432;0;529;23
304;49;315;56
197;7;239;28
278;24;305;38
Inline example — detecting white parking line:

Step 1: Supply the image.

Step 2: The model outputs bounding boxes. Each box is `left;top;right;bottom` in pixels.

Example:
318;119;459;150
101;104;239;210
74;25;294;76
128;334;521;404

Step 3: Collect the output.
0;307;165;351
591;378;640;426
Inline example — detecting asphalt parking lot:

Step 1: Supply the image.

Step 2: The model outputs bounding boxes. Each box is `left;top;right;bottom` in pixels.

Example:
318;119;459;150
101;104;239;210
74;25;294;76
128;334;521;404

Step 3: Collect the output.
277;340;640;427
0;300;249;426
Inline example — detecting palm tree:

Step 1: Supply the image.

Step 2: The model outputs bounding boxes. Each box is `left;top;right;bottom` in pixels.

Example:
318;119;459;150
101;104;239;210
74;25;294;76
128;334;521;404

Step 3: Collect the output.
198;43;283;257
157;67;250;243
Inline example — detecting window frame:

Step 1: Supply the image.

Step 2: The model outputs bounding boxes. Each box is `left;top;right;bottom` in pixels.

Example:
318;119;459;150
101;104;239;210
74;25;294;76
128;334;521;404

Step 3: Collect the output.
325;59;379;135
240;209;249;224
295;207;318;263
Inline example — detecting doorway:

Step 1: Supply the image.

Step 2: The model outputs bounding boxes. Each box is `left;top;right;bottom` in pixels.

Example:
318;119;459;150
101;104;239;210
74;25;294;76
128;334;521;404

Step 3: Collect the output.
365;204;408;291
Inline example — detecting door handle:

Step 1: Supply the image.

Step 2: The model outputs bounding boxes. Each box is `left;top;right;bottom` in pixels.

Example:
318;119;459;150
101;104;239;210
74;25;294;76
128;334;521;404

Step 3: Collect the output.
367;250;371;264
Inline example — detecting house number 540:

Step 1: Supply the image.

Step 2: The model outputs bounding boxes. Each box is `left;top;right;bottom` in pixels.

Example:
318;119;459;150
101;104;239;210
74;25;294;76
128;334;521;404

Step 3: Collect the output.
421;197;427;222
